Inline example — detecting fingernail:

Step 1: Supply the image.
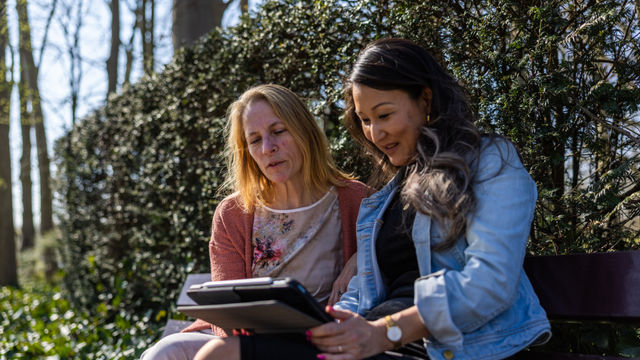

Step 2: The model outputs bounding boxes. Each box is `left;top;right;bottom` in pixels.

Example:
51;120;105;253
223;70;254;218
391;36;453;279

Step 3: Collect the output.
328;306;334;312
305;330;311;341
317;355;326;360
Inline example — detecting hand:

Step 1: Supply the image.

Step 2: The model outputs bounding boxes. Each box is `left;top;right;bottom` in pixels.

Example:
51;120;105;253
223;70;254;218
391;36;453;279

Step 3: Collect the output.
231;329;253;336
309;306;390;360
328;253;358;305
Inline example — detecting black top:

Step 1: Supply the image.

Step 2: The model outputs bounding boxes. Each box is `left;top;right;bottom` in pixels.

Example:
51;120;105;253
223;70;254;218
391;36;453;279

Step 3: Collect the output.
375;184;420;299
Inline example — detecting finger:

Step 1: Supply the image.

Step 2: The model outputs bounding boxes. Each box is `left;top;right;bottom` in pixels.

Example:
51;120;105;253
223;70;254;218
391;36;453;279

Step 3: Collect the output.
317;352;355;360
310;319;346;338
326;306;356;321
316;343;352;354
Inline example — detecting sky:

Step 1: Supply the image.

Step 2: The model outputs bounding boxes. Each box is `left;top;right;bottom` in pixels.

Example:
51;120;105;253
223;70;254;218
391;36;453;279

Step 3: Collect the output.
7;0;252;231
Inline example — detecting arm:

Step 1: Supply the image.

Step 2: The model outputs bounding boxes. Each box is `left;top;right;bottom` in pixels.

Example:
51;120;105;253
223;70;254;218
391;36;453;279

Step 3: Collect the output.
182;197;251;335
328;252;357;306
333;261;361;313
310;306;429;360
414;140;537;345
208;200;250;282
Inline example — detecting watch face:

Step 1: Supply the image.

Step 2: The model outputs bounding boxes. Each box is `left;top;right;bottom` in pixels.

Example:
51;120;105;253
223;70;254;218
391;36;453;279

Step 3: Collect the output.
387;326;402;342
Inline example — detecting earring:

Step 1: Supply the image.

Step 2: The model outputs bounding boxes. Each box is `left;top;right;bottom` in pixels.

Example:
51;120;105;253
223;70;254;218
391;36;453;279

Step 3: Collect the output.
426;114;431;124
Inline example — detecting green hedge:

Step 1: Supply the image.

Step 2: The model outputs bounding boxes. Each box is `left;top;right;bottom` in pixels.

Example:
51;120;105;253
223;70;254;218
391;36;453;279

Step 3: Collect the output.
0;285;160;359
54;0;639;355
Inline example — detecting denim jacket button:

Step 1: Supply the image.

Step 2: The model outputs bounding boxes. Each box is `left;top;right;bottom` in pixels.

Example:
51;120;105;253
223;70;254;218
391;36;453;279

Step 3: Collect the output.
443;350;454;359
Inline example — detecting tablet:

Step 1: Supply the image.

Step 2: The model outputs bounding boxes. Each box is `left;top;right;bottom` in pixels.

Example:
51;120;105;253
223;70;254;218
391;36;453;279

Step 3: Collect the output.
180;277;333;333
178;300;326;334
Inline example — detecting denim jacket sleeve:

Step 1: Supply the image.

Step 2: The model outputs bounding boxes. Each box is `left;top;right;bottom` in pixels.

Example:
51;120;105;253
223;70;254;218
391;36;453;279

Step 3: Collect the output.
414;140;537;347
334;271;361;313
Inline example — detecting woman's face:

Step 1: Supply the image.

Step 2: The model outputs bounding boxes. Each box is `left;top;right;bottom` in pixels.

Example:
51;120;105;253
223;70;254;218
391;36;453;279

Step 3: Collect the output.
352;84;431;166
243;99;304;186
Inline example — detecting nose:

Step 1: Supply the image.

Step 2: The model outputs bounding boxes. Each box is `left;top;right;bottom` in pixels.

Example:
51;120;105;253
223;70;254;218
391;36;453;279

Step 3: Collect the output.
262;135;278;154
369;121;387;145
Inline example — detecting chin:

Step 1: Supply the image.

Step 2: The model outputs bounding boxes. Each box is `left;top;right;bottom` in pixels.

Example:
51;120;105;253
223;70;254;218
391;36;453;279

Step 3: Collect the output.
388;158;405;167
392;160;411;167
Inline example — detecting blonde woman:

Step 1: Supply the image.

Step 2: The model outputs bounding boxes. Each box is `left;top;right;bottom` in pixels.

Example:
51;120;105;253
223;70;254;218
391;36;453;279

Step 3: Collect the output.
141;84;370;360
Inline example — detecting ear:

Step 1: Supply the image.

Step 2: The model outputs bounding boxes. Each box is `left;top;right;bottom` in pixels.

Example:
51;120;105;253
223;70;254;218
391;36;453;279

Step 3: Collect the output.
421;87;433;113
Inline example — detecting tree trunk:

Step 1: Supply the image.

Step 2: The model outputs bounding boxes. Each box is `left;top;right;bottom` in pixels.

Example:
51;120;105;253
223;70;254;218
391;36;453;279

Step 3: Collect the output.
107;0;120;96
141;0;154;75
19;112;34;250
172;0;229;50
0;0;18;287
17;0;53;236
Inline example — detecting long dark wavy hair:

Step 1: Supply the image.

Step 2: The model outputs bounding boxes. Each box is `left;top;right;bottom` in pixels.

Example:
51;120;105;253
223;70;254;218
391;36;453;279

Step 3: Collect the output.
344;38;484;250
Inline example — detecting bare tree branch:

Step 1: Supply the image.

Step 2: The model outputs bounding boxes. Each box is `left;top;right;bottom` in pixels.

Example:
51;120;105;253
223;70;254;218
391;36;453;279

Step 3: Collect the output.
36;0;57;70
579;105;640;146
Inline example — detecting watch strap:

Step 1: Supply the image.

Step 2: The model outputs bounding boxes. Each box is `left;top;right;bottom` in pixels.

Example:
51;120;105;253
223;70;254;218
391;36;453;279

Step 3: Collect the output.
384;315;403;349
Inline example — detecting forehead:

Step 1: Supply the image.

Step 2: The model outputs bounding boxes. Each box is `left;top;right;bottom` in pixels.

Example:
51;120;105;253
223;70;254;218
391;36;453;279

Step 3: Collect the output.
352;84;409;111
242;100;283;133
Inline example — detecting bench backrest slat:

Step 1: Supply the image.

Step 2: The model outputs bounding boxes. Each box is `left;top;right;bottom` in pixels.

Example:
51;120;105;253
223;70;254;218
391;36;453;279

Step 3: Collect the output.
177;273;211;306
524;251;640;321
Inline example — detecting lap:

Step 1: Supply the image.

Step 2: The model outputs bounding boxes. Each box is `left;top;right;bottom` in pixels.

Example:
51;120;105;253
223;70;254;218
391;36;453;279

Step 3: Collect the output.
240;298;427;360
140;332;218;360
239;332;426;360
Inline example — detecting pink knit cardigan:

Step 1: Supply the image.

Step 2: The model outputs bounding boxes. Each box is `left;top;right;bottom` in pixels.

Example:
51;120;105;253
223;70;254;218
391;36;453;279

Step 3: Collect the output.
182;179;371;336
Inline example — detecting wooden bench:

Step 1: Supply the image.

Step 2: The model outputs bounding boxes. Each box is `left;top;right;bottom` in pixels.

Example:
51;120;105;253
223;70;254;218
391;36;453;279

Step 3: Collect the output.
163;251;640;358
161;273;210;338
514;251;640;360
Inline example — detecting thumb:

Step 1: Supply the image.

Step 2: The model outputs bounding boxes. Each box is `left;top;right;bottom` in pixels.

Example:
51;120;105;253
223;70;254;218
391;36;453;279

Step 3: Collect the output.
326;305;355;321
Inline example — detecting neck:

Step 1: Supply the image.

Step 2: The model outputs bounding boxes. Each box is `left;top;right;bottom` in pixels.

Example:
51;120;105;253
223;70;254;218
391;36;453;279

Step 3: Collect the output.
267;180;326;210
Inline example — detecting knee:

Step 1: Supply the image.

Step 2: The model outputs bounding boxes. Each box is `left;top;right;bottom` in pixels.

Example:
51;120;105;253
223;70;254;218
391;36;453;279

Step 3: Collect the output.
141;333;201;360
194;338;239;360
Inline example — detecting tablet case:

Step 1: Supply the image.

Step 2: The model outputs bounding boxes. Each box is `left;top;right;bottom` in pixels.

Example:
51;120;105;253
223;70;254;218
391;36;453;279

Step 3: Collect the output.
178;277;332;333
178;300;326;334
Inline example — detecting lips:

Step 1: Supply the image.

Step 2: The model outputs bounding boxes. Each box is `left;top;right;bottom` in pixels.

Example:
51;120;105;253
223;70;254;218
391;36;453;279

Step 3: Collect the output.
267;160;285;168
380;142;399;154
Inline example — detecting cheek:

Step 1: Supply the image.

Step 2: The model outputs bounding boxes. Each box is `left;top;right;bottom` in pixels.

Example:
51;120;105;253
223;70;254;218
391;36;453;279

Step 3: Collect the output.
362;127;373;143
247;148;263;166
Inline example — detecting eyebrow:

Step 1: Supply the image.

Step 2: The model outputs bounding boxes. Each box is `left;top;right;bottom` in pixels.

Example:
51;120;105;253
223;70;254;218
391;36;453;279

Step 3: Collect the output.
356;101;393;115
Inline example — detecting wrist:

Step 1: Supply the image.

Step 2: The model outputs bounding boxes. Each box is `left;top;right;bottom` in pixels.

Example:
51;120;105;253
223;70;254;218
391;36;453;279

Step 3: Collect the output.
373;318;397;351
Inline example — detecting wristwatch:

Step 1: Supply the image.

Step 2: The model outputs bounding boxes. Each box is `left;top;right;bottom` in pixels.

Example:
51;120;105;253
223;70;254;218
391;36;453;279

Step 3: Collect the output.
384;315;403;349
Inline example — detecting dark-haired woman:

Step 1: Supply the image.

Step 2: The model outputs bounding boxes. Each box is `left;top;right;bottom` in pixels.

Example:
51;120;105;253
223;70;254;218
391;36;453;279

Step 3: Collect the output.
194;39;550;360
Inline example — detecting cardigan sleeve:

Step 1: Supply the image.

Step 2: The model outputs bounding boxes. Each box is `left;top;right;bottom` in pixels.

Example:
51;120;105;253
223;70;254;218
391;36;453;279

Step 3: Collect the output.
209;197;251;282
182;195;252;336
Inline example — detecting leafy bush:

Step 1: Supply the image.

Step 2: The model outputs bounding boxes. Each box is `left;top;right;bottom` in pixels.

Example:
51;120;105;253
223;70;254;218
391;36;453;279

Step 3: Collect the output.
0;284;161;359
53;0;639;356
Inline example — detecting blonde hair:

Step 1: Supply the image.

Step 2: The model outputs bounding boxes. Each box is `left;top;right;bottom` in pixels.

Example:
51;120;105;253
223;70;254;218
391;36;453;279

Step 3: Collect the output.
223;84;351;212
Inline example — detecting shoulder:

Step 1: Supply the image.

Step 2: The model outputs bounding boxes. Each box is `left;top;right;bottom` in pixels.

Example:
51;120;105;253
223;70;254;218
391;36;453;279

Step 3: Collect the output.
211;192;254;240
469;137;536;204
214;193;252;221
473;136;526;181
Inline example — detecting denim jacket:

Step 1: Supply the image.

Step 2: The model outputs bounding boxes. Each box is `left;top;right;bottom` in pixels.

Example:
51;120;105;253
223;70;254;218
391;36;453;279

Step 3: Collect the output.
336;139;551;360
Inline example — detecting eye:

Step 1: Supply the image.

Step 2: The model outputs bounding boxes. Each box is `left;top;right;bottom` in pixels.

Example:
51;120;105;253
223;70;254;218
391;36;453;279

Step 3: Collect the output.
274;128;287;135
378;113;390;119
360;117;370;125
249;137;261;145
